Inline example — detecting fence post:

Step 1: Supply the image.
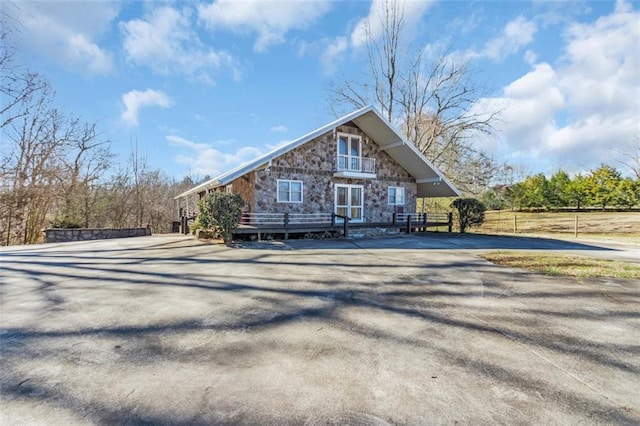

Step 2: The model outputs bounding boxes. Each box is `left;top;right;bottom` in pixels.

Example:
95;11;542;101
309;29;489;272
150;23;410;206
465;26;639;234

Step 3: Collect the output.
343;217;349;238
574;214;578;238
422;212;427;232
284;212;289;240
448;212;453;233
406;214;412;234
513;214;517;234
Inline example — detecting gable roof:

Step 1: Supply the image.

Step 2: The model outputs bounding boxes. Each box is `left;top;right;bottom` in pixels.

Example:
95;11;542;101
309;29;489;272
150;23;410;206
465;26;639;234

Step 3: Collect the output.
175;106;461;199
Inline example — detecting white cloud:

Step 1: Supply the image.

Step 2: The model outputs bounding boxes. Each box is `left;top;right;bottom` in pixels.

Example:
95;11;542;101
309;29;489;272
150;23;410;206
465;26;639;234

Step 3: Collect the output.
559;0;640;117
523;50;538;65
469;15;538;62
320;37;348;75
121;89;173;126
13;2;116;75
121;6;237;83
270;125;288;133
168;135;263;177
474;1;640;174
198;0;332;52
350;0;435;48
319;0;434;76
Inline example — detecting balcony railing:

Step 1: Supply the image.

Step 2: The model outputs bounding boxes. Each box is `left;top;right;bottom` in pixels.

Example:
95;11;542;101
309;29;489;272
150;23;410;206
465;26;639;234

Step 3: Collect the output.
337;155;376;174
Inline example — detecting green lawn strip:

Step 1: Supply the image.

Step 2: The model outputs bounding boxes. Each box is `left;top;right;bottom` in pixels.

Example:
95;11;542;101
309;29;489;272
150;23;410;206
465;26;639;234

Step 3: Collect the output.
479;251;640;279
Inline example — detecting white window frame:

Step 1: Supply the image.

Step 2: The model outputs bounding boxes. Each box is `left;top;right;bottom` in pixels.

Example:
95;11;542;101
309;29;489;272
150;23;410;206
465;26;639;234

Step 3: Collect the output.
337;133;362;171
335;184;364;223
277;179;303;203
388;186;405;206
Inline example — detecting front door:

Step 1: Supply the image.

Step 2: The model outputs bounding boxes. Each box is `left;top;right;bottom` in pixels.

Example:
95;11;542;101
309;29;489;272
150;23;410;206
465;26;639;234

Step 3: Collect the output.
335;184;363;222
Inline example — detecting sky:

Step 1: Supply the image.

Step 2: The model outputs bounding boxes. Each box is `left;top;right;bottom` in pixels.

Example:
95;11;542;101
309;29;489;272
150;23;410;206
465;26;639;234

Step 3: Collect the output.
5;0;640;182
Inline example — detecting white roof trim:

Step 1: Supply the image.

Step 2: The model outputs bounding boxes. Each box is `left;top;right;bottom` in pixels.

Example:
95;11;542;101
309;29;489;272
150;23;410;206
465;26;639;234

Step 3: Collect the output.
175;105;460;199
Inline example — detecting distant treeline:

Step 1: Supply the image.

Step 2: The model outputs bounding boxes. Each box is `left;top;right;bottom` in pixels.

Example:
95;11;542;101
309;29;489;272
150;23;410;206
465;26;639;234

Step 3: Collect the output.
481;164;640;211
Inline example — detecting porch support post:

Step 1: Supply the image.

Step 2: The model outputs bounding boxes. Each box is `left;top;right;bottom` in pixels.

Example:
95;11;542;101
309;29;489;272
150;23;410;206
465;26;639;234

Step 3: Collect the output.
448;212;453;233
406;214;412;234
284;212;289;240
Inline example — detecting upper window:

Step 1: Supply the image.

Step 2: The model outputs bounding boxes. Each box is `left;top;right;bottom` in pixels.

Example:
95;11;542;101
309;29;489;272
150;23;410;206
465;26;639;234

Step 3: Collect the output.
388;187;405;205
337;133;362;171
277;180;303;203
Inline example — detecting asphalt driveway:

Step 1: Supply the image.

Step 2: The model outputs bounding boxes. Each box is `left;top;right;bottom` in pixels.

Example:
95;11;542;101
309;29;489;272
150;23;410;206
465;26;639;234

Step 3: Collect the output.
1;234;639;424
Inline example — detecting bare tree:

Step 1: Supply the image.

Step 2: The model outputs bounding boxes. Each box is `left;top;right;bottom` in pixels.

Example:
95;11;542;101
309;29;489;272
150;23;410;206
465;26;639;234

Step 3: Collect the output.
128;140;148;227
329;0;500;196
1;13;48;130
0;22;114;243
57;122;113;227
1;81;64;244
617;137;640;180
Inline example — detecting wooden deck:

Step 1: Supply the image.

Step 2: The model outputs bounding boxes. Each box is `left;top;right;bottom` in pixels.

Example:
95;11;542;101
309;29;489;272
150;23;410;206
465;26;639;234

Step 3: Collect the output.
233;212;452;239
180;212;453;239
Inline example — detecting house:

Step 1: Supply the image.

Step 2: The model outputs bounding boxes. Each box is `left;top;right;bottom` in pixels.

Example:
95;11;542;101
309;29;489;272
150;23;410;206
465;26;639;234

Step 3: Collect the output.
174;106;460;227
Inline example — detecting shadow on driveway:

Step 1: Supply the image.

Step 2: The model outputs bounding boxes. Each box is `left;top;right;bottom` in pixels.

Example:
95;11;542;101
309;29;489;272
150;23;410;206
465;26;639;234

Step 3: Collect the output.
243;232;617;252
1;234;638;424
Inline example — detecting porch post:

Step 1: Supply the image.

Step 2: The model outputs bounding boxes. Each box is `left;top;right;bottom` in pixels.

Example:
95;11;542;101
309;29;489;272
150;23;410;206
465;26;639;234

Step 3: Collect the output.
284;212;289;240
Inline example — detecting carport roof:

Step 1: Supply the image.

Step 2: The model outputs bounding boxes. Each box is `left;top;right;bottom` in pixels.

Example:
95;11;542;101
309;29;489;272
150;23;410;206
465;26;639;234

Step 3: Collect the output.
175;106;461;199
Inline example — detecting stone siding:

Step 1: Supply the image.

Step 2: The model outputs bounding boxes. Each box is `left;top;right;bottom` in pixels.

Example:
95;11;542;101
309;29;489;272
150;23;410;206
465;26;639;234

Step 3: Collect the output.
44;227;151;243
249;123;417;222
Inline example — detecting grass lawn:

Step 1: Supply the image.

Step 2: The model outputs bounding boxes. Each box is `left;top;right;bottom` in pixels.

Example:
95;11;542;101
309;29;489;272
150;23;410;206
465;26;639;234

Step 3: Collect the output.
480;251;640;279
473;211;640;242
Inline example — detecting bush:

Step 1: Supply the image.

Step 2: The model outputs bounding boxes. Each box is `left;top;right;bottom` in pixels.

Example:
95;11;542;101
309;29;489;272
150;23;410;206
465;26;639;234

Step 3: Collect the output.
197;192;245;243
451;198;486;233
50;218;82;229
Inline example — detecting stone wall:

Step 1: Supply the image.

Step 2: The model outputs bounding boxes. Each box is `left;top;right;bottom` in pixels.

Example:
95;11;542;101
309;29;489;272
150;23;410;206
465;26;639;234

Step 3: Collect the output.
44;227;151;243
249;123;417;222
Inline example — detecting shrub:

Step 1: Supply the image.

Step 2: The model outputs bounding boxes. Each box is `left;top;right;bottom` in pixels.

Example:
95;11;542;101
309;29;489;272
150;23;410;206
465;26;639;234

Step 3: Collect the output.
450;198;486;233
197;192;245;243
50;218;82;229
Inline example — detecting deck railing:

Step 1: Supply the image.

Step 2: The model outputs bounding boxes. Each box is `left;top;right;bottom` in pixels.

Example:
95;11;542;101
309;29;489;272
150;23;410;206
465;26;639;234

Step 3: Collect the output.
179;211;452;237
337;155;376;174
242;212;334;225
394;212;450;224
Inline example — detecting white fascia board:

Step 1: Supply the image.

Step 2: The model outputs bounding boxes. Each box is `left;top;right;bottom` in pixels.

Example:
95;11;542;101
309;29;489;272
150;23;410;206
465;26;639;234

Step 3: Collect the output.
359;108;462;197
174;180;221;199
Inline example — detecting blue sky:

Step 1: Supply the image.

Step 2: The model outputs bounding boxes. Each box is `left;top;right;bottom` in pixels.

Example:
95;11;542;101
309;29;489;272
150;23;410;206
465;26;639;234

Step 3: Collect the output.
7;0;640;181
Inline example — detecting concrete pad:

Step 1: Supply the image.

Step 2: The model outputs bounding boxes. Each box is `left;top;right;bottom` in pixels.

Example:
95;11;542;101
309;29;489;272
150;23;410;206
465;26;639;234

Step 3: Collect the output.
1;234;639;424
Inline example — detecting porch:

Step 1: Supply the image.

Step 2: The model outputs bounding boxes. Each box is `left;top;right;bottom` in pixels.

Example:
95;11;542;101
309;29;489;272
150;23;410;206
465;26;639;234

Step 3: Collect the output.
179;212;453;239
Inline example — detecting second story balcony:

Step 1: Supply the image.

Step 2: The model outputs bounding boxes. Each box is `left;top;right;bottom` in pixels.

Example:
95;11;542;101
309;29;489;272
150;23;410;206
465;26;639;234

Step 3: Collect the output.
334;154;376;179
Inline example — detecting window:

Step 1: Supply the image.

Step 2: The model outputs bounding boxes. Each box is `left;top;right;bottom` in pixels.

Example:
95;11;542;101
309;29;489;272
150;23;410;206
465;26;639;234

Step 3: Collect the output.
277;180;303;203
388;187;405;206
337;133;362;171
335;184;363;222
